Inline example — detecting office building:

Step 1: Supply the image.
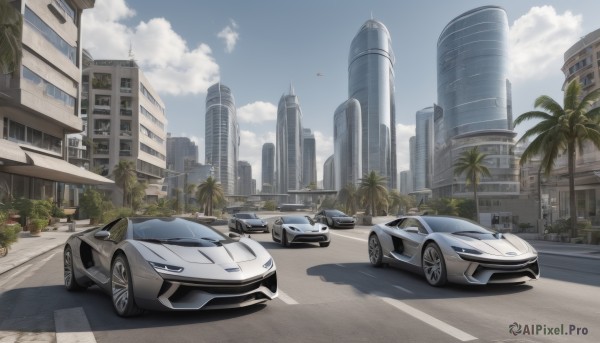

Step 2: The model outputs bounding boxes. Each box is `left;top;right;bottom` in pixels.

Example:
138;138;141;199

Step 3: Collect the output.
302;128;317;188
166;134;198;208
237;160;252;195
323;155;334;190
205;82;239;195
434;6;519;200
348;19;397;189
415;107;434;190
261;142;275;193
333;98;362;191
276;85;303;194
0;0;113;206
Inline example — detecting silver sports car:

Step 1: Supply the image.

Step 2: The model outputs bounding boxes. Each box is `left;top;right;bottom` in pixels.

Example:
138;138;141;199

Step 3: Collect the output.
63;217;278;317
228;212;269;233
271;215;330;247
368;215;540;286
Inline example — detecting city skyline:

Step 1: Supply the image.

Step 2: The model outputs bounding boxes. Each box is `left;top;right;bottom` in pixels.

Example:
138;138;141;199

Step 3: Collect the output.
81;0;600;189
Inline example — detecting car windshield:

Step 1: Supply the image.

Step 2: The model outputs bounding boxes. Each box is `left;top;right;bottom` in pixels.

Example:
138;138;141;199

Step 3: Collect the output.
282;216;310;224
132;217;228;242
236;213;258;219
325;210;346;217
421;216;493;234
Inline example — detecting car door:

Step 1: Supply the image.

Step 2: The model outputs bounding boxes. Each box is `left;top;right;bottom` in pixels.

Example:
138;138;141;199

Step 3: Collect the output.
94;218;129;286
273;217;283;239
398;218;428;259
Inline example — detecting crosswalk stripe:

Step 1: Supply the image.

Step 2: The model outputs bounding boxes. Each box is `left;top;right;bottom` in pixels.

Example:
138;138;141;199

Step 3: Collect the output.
277;289;299;305
54;307;97;343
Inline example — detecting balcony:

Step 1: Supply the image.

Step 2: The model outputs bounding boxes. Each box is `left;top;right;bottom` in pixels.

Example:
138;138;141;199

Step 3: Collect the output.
93;129;110;136
94;148;109;155
119;149;132;156
93;105;110;114
120;87;132;94
120;130;132;137
120;108;132;116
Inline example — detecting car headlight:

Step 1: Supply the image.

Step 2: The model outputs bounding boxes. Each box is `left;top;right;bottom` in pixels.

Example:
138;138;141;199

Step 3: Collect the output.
288;226;300;231
149;261;184;273
452;246;482;255
262;258;274;270
246;223;252;228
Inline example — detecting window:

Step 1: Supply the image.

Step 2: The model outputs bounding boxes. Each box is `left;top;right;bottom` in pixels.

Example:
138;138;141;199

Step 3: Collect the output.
120;78;132;93
23;7;76;64
108;219;129;243
8;121;26;141
120;97;132;116
94;95;111;114
54;0;75;21
94;119;110;135
23;67;75;108
92;73;112;90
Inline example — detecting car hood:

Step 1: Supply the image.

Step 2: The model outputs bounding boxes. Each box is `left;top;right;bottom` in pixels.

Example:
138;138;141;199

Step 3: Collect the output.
284;223;322;232
138;239;258;264
241;218;266;225
447;232;532;256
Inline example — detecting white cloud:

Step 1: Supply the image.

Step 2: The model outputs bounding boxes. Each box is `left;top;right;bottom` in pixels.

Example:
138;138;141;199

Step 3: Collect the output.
396;123;415;172
217;20;239;53
239;130;276;189
237;101;277;123
82;0;219;95
509;6;582;81
313;131;333;183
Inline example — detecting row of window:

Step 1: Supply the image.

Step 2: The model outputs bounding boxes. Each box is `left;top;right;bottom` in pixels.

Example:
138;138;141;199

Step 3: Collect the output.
23;67;76;109
137;159;163;178
24;7;76;64
140;83;164;114
140;143;166;161
3;118;62;154
140;124;164;144
568;56;592;76
54;0;75;21
140;105;165;129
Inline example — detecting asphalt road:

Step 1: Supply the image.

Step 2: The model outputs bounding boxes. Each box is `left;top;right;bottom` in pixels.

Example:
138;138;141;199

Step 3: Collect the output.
0;223;598;343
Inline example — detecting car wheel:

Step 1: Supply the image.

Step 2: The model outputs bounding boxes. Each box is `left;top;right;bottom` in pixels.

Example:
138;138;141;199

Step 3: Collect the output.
282;230;290;247
327;218;333;227
422;243;447;287
64;246;85;291
237;222;244;233
111;254;143;317
368;234;383;267
319;242;330;247
264;227;269;233
272;228;279;242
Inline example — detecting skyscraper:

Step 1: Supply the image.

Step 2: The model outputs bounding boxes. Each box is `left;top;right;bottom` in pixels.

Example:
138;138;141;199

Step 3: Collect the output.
415;107;434;190
205;83;239;195
276;85;303;194
323;155;335;190
166;134;198;208
434;6;519;199
348;19;397;189
237;160;252;196
261;143;275;193
334;98;362;190
302;128;317;188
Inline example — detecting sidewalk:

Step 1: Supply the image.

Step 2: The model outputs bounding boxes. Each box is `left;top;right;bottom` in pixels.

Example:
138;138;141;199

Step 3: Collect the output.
526;239;600;260
0;220;95;275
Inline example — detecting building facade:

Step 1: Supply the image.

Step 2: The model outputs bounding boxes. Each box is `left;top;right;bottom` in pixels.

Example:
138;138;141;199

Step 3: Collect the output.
0;0;114;207
400;170;413;195
276;85;303;194
434;6;519;200
166;134;198;209
333;98;362;191
415;107;434;191
323;155;335;190
205;82;239;195
348;19;397;189
261;142;275;193
237;160;252;195
83;59;167;205
302;128;317;188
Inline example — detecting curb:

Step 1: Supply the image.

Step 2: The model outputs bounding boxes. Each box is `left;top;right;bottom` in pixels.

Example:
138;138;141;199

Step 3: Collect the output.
537;250;600;261
0;241;65;276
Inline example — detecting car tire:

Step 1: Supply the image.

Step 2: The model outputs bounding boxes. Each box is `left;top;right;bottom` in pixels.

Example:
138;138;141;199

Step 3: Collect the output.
272;228;279;242
282;230;290;247
368;234;383;267
111;254;143;317
237;222;244;234
319;242;330;247
64;246;85;291
422;243;448;287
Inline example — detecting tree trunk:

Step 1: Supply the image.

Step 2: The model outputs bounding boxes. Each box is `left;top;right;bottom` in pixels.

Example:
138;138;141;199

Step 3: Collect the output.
568;140;577;238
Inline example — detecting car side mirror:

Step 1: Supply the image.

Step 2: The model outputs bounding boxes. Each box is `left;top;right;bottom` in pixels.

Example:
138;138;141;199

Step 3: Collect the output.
94;231;110;240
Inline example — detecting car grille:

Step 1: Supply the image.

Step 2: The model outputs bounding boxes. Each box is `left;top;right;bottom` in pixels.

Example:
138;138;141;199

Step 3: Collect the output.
291;234;328;243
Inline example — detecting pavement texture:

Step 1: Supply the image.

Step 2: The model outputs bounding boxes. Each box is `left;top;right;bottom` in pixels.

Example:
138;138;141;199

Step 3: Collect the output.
2;216;600;277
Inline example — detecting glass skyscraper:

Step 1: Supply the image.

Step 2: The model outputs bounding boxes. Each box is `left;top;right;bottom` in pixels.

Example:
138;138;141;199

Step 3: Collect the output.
334;98;362;190
261;142;275;193
434;6;519;198
276;86;303;194
323;155;335;190
348;19;397;189
415;107;434;191
205;83;239;195
302;128;317;188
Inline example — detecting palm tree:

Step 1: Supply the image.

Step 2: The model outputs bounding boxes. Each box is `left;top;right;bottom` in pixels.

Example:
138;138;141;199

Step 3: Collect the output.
358;171;388;216
0;0;22;74
337;183;358;215
454;147;491;222
131;180;147;212
185;183;196;210
196;177;225;216
514;80;600;236
112;160;137;208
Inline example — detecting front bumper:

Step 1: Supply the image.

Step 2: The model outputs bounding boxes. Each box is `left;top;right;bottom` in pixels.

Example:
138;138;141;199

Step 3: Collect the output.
287;230;330;244
446;253;540;285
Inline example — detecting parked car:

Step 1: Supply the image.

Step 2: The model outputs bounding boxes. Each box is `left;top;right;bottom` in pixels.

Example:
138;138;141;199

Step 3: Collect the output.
228;212;269;233
271;215;330;247
368;215;539;287
63;217;278;317
314;209;356;229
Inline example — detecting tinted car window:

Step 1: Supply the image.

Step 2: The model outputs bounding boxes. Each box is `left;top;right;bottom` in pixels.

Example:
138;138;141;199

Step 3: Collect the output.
325;210;346;216
108;218;128;242
421;216;493;234
132;218;228;242
400;218;427;234
237;213;257;219
282;216;310;224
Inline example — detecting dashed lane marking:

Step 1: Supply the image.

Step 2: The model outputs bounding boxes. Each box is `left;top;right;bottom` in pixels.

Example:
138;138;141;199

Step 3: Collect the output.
393;285;414;294
360;271;376;278
329;232;368;242
277;289;299;305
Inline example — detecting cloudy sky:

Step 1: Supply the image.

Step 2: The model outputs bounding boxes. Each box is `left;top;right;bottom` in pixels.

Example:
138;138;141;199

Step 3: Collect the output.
81;0;599;189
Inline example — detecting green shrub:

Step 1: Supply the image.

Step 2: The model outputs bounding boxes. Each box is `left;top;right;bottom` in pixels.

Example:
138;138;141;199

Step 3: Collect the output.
0;211;22;248
80;188;104;223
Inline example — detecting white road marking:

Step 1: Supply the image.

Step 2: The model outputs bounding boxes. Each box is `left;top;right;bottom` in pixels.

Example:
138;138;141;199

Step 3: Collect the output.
40;252;58;263
378;296;477;342
55;307;97;343
0;264;33;288
330;232;368;242
360;271;376;278
393;285;414;294
277;289;299;305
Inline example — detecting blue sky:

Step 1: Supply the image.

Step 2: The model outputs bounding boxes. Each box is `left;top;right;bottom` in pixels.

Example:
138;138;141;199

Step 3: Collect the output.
81;0;600;188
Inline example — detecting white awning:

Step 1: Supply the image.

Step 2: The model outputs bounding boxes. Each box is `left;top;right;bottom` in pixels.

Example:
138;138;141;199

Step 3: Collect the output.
0;150;114;185
0;139;28;164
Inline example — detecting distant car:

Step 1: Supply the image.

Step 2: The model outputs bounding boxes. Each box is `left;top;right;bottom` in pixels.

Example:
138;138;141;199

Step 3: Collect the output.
63;217;277;317
314;209;356;229
228;212;269;233
368;215;539;287
271;215;330;247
